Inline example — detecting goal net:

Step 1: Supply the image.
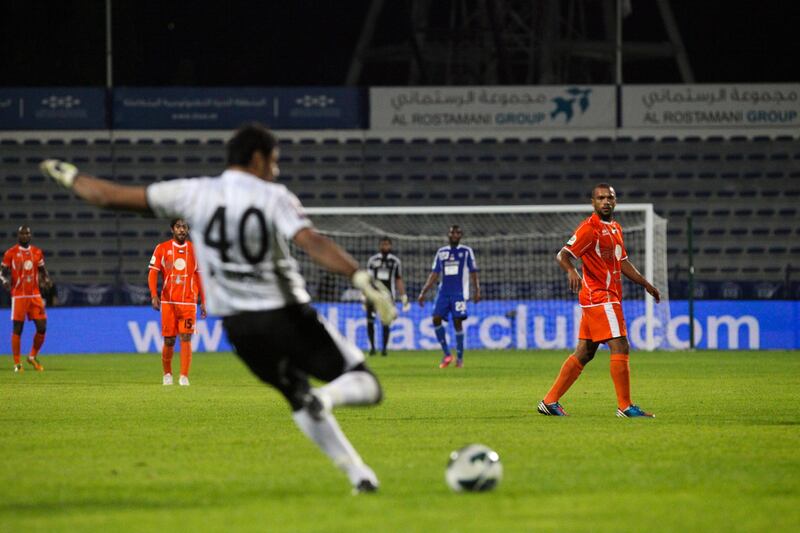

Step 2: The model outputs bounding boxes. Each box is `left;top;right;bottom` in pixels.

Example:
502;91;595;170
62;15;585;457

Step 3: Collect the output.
293;205;670;352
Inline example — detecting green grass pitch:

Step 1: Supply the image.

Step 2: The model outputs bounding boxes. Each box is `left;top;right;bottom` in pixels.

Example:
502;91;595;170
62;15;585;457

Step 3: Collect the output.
1;350;798;532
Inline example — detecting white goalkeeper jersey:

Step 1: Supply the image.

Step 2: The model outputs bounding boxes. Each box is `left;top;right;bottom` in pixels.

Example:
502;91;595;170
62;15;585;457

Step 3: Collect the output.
146;169;312;316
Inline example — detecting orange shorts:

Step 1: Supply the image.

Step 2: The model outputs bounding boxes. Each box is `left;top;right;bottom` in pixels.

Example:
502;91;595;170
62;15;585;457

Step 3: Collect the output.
161;302;197;337
11;296;47;322
578;303;627;343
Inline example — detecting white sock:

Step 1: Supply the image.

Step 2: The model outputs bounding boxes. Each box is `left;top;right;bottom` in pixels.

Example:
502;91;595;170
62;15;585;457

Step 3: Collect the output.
292;408;377;486
318;371;381;409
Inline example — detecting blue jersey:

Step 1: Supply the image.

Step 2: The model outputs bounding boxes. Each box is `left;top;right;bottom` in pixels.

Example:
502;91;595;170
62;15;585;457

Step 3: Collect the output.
431;245;479;299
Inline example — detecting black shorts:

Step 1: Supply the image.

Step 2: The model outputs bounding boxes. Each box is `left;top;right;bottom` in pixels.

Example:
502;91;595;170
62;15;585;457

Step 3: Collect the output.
223;304;363;405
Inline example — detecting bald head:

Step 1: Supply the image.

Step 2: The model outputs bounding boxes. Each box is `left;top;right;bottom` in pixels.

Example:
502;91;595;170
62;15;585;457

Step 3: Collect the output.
17;225;32;246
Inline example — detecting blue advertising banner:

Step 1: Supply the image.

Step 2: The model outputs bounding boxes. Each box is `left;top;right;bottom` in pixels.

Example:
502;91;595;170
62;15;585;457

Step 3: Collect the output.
113;87;364;129
1;301;795;355
0;87;106;130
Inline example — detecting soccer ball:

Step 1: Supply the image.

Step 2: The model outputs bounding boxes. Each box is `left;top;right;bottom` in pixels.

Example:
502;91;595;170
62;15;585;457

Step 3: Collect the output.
445;443;503;492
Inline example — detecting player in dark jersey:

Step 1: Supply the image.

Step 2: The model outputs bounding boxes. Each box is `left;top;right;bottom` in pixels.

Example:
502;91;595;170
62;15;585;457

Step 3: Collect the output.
365;237;409;356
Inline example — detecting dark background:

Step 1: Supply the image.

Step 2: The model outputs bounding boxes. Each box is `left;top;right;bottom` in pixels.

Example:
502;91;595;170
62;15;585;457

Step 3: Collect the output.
1;0;798;86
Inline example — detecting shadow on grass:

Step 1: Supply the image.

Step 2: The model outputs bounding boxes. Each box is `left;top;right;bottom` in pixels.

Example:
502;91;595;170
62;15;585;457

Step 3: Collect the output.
0;482;354;515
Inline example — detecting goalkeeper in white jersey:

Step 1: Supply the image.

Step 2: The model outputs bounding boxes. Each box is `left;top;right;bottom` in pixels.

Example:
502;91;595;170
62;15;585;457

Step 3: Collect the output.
40;123;397;494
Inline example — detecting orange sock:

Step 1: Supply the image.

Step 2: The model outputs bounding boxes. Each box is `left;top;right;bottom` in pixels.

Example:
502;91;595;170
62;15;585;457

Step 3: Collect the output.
30;333;45;357
610;353;631;410
162;344;174;375
11;334;21;365
179;341;192;377
543;354;584;404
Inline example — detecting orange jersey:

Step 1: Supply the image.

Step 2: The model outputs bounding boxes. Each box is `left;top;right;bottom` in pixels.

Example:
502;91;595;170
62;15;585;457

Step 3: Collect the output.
149;240;201;304
564;213;628;306
2;244;45;297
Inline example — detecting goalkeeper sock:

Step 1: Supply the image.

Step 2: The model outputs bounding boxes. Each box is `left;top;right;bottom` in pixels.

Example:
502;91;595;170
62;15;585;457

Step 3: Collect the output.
610;354;632;410
381;325;390;352
162;344;174;375
543;354;584;404
30;333;45;357
434;325;450;356
11;333;21;365
455;331;464;360
180;341;192;377
366;318;375;352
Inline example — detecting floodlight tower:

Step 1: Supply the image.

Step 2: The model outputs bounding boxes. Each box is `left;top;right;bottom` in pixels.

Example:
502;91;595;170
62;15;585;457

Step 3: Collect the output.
346;0;693;85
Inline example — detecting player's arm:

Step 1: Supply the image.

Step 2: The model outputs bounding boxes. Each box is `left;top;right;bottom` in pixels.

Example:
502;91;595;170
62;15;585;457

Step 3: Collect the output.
148;269;161;310
393;259;410;311
40;160;150;213
417;272;439;306
194;271;207;318
0;265;10;291
621;259;661;303
294;228;359;276
294;228;396;324
556;247;582;294
395;275;410;311
395;276;406;300
470;271;481;303
38;265;53;290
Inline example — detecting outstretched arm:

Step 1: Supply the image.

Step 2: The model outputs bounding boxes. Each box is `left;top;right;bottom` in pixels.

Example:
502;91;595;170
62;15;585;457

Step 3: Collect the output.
556;247;582;294
621;259;661;303
417;272;439;306
73;174;149;212
41;160;150;213
293;228;358;277
294;228;396;325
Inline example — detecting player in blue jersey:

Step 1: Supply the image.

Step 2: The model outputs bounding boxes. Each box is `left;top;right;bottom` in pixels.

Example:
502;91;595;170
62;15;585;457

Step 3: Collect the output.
418;225;481;368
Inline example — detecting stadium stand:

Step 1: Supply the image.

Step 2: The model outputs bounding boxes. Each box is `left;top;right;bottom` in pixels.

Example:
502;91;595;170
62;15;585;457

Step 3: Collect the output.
1;133;798;301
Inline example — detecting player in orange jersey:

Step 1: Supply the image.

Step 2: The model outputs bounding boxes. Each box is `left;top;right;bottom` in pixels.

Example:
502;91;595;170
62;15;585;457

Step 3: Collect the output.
1;225;52;372
148;218;206;386
537;184;661;418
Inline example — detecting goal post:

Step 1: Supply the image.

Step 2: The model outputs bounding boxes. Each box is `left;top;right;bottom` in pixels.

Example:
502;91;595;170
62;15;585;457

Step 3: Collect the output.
295;204;669;352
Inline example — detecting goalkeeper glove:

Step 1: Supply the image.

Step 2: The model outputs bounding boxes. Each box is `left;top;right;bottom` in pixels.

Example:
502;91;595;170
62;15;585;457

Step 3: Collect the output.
400;294;410;312
40;159;78;188
352;270;396;325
